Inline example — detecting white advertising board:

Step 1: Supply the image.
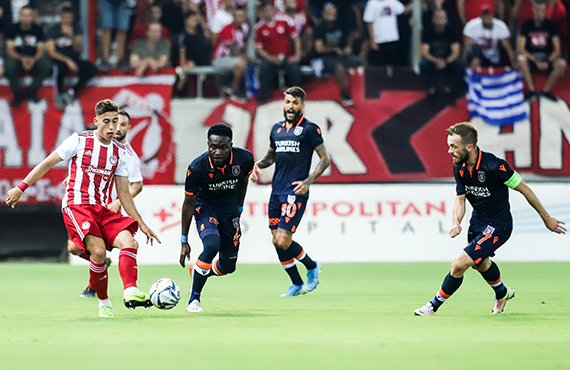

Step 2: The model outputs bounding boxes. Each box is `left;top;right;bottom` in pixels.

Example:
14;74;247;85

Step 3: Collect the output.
70;183;570;265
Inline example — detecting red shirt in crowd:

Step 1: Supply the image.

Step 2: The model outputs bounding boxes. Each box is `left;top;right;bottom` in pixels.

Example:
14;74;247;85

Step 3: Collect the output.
255;19;298;57
463;0;495;23
213;22;249;60
547;0;568;52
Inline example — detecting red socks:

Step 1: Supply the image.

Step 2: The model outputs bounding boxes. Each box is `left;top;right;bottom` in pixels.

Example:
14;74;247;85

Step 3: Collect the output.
89;259;108;300
119;248;138;289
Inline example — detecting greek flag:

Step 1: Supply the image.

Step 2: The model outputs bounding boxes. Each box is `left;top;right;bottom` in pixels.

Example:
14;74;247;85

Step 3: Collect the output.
466;68;528;126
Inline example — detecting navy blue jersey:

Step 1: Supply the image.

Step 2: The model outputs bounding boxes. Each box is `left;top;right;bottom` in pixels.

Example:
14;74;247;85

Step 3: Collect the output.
270;115;324;195
185;147;254;216
454;150;517;227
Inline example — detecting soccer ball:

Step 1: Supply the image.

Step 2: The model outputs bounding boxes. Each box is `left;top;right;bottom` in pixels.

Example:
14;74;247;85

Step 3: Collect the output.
149;278;181;309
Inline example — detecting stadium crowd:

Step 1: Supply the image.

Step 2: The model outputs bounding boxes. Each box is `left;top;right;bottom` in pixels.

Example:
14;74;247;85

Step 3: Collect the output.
0;0;568;106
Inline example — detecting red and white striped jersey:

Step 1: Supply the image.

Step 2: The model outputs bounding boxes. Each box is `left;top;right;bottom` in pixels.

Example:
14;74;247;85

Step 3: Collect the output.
56;131;129;208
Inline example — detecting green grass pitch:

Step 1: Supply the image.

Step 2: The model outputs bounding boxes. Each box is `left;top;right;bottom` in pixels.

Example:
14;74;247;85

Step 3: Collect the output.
0;262;569;370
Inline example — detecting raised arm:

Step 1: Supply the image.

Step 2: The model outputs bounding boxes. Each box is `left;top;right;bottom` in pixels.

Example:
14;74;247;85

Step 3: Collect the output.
6;151;63;207
449;194;466;238
293;143;331;195
514;181;566;234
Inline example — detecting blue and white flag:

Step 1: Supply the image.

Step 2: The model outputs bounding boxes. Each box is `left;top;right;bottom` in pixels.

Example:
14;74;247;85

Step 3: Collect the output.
466;68;528;126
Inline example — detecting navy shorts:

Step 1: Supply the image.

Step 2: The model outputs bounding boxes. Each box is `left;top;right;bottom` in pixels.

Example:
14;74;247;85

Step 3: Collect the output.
464;221;512;266
194;206;241;259
267;193;308;233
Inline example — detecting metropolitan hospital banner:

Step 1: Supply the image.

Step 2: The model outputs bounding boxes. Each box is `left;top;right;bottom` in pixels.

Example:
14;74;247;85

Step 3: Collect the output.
71;183;570;265
0;73;176;203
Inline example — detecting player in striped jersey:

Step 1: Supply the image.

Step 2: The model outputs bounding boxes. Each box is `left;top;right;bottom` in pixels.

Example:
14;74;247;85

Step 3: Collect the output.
6;99;160;318
66;109;144;299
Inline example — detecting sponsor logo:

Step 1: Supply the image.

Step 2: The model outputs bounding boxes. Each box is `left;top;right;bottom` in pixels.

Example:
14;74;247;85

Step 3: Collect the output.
208;178;239;191
109;155;118;166
274;140;300;153
232;165;241;176
464;185;491;198
81;221;91;230
477;171;486;183
86;165;113;177
294;126;303;136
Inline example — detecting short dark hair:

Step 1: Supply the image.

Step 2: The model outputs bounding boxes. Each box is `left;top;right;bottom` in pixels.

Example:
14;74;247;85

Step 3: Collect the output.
446;122;478;146
260;1;274;10
59;3;74;13
284;86;306;103
118;109;131;123
208;123;233;141
95;99;119;116
21;5;35;13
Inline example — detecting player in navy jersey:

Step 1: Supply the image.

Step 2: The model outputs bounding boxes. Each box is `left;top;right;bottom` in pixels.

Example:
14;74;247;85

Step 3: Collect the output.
251;86;331;297
414;122;565;316
180;123;254;313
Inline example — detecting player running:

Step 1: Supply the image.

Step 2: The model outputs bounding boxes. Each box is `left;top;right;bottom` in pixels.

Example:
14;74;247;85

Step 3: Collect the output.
6;99;160;318
67;109;144;298
179;123;254;313
414;122;565;316
251;86;330;297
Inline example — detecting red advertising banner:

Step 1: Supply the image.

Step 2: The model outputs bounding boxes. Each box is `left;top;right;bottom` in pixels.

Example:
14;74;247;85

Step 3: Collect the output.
182;70;570;185
0;73;176;203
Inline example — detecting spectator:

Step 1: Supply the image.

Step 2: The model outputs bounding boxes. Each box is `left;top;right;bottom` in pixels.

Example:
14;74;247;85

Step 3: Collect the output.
130;4;171;45
510;0;534;40
255;1;302;103
518;1;567;101
212;7;250;99
423;0;458;30
175;11;213;94
458;0;504;26
98;0;133;72
0;0;11;50
364;0;412;69
546;0;568;54
4;5;52;108
421;9;464;94
313;3;366;106
276;0;313;62
129;22;171;77
47;4;97;109
210;0;236;39
463;5;515;68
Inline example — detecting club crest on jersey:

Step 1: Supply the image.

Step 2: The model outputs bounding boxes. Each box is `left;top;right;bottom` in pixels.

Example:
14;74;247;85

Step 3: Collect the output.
232;217;240;229
294;126;303;136
477;171;486;183
81;222;91;230
287;195;296;204
109;155;118;166
483;225;496;235
232;165;241;176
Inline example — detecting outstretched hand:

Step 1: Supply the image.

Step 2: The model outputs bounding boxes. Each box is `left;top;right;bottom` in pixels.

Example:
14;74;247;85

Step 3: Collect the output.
545;217;566;234
5;188;23;208
250;164;262;183
140;223;161;246
179;243;191;267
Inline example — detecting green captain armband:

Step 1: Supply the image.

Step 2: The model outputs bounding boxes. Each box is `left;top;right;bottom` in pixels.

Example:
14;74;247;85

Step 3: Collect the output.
504;171;522;189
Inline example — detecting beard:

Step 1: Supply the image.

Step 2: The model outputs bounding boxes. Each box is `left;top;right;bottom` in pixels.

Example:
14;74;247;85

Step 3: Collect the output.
114;132;127;142
452;149;469;164
283;108;301;123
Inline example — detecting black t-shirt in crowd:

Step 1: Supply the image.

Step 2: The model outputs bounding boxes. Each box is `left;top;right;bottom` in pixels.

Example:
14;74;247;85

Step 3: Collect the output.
313;19;347;57
5;23;45;56
421;24;459;59
45;22;82;59
520;18;558;58
178;26;212;66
